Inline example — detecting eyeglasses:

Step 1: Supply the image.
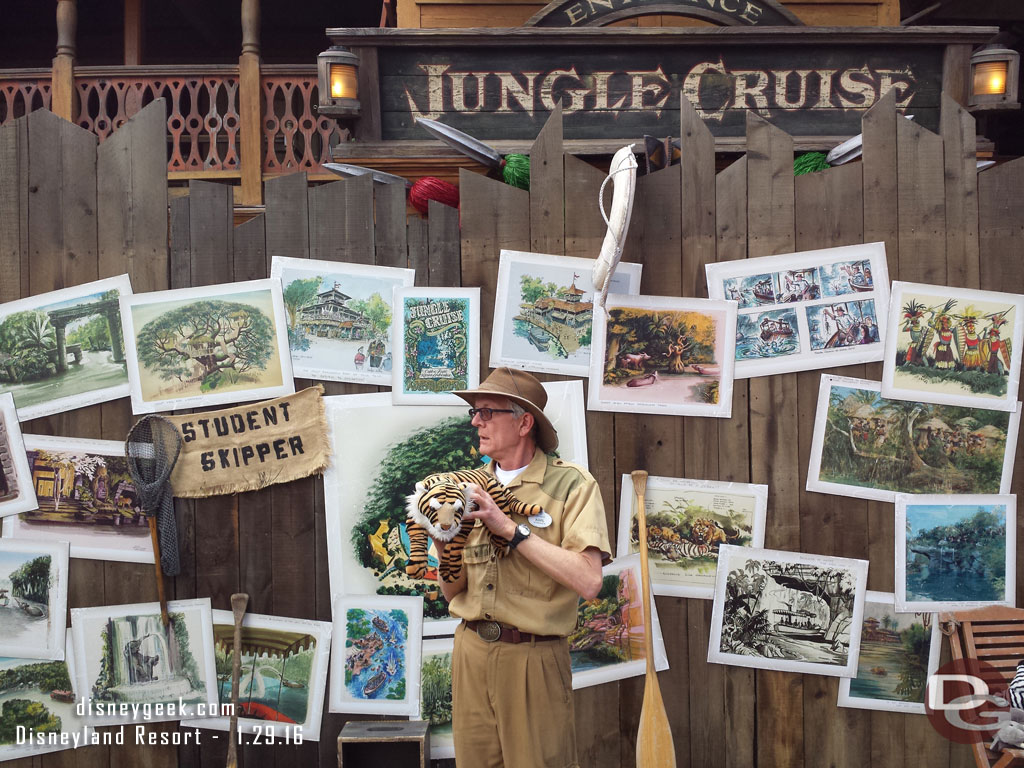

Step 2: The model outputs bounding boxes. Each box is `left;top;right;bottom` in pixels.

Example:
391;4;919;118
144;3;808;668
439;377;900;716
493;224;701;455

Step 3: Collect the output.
468;407;515;422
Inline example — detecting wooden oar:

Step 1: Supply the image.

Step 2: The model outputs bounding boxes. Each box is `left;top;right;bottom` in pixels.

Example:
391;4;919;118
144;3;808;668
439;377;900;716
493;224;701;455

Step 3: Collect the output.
632;470;677;768
226;593;249;768
147;516;169;626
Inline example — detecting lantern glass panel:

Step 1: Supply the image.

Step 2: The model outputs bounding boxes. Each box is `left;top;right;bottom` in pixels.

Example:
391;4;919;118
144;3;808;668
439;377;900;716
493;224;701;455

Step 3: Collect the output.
973;60;1009;96
330;64;358;100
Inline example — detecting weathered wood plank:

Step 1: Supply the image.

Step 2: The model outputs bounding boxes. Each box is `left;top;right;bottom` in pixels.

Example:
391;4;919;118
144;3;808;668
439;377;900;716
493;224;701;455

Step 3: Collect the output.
862;90;900;275
940;92;979;290
427;200;461;287
374;180;409;270
264;172;310;261
308;174;375;263
529;104;565;254
0;115;28;302
896;119;946;285
407;215;429;285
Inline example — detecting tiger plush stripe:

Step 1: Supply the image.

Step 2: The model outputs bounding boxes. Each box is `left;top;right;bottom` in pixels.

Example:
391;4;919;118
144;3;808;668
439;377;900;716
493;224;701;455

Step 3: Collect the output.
405;468;545;583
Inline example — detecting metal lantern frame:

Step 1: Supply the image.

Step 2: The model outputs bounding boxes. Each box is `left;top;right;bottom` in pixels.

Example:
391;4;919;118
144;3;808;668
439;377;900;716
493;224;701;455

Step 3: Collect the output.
317;45;361;117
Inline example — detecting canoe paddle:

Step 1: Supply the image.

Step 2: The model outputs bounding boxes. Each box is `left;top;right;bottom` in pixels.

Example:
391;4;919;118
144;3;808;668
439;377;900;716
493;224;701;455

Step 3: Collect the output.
226;592;249;768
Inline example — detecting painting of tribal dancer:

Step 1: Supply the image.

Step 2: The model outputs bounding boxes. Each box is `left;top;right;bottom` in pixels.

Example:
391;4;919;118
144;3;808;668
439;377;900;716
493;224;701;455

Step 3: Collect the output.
882;282;1023;411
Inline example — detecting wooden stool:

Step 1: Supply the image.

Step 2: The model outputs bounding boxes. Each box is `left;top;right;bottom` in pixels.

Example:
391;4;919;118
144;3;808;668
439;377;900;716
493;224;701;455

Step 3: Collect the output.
338;720;430;768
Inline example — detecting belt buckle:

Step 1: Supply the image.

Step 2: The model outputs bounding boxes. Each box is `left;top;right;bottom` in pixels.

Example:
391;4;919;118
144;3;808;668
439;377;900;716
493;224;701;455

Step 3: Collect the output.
477;620;502;643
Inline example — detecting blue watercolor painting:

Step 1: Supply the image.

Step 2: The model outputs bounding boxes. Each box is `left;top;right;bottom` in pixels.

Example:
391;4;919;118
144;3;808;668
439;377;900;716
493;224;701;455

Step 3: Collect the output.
807;300;879;350
722;273;776;309
773;268;821;303
820;260;875;297
735;308;800;360
344;608;409;702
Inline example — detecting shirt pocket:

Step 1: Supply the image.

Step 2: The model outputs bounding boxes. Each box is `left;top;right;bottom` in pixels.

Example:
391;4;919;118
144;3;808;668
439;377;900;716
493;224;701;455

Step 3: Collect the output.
461;543;492;567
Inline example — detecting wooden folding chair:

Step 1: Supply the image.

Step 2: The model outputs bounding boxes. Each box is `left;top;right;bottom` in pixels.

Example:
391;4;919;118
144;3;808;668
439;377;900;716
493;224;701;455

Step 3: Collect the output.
945;606;1024;768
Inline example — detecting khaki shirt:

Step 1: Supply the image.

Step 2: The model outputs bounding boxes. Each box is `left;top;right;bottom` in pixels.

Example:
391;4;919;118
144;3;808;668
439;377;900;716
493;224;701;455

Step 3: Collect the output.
448;448;612;637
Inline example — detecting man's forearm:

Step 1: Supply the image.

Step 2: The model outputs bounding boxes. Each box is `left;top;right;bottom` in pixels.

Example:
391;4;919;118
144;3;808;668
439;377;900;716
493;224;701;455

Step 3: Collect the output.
514;535;603;600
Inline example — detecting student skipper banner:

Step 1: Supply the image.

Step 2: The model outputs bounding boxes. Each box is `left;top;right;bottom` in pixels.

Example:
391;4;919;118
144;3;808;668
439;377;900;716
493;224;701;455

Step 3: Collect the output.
166;386;328;498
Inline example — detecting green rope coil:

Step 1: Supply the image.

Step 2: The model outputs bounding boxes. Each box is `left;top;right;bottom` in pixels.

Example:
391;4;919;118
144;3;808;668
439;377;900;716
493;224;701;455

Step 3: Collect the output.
794;151;830;176
501;153;531;190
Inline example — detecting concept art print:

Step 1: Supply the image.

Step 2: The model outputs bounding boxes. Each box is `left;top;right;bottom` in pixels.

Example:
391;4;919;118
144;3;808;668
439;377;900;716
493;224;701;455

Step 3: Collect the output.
882;282;1023;412
0;393;36;518
491;249;642;377
706;242;889;379
0;274;132;420
707;545;868;677
0;539;68;661
418;637;455;761
807;375;1021;502
270;256;414;385
329;594;423;716
588;294;736;418
617;476;768;599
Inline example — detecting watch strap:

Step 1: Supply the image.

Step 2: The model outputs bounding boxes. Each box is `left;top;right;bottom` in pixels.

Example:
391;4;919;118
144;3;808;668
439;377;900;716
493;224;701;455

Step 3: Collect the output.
508;524;530;549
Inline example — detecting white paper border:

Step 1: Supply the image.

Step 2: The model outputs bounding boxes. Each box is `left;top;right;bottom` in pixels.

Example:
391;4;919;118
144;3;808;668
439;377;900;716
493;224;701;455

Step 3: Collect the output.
0;537;68;660
0;392;37;517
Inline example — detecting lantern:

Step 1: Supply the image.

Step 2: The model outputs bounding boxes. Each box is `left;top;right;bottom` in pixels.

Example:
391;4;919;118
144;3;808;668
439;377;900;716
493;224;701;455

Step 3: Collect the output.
317;46;360;117
969;45;1020;110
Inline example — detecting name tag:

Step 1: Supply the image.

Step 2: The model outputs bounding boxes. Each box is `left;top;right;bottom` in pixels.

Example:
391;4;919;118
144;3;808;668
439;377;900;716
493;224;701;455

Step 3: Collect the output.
528;511;552;528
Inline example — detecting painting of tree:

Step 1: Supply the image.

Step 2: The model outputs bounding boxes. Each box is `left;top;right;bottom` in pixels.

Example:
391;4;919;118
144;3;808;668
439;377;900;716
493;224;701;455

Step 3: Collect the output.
9;555;51;604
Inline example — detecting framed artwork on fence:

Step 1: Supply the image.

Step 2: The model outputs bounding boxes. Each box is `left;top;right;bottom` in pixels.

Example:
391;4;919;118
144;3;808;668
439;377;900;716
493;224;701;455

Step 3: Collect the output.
806;375;1021;502
392;286;480;405
323;381;589;637
419;636;455;761
0;538;68;661
0;631;92;762
895;494;1016;612
184;610;332;741
0;274;133;421
837;591;941;715
569;553;669;689
616;475;768;599
881;281;1023;412
70;598;217;725
490;249;642;377
270;255;414;385
706;242;889;379
707;545;868;678
2;435;153;564
0;393;36;518
329;594;423;716
588;294;737;418
119;279;294;413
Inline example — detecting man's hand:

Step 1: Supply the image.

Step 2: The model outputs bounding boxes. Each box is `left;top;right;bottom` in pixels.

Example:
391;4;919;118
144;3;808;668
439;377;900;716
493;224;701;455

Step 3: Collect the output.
462;484;516;541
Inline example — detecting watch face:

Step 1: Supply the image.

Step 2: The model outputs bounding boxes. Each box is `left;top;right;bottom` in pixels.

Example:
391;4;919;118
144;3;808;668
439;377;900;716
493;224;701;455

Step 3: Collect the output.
518;524;531;537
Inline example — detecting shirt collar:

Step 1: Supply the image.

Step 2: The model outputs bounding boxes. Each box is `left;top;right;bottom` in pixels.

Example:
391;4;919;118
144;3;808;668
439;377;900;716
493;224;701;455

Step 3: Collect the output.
486;447;547;488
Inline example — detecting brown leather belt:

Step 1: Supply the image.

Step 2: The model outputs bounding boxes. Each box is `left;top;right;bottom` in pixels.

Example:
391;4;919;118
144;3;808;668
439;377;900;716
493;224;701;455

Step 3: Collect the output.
464;620;561;644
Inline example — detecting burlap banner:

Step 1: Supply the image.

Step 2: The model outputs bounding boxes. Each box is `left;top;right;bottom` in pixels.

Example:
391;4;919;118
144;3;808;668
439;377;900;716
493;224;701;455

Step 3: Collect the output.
166;386;328;498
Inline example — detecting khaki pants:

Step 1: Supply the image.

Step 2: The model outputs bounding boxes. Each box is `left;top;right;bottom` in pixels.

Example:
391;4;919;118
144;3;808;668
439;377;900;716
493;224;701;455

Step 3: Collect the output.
452;622;579;768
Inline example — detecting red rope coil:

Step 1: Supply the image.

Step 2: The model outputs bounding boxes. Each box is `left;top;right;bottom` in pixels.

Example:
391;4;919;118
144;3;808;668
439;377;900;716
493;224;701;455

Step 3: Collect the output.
409;176;460;215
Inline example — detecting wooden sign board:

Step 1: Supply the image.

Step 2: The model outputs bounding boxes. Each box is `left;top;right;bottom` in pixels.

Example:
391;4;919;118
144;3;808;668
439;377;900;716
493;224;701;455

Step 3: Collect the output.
524;0;803;27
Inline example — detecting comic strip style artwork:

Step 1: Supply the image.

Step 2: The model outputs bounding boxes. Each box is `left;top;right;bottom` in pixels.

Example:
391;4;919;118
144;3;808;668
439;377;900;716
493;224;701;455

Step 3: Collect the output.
0;275;133;421
895;495;1016;612
419;637;455;761
617;476;768;599
491;250;643;377
588;294;736;418
706;242;890;379
881;282;1023;412
0;393;36;518
837;591;941;715
708;546;868;677
807;375;1021;503
0;539;68;661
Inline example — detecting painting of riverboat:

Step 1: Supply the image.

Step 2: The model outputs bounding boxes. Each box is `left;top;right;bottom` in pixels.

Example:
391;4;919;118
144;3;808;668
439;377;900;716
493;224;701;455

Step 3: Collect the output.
882;282;1023;411
418;637;455;760
774;268;822;303
271;256;414;386
0;631;92;762
70;598;217;724
617;476;767;599
723;273;777;309
895;495;1015;611
838;591;940;714
2;436;152;563
708;546;868;677
120;279;294;413
0;540;68;661
491;250;642;377
588;294;736;418
569;554;669;689
0;393;35;518
330;595;422;716
807;299;880;350
0;275;132;420
185;611;331;740
807;375;1020;503
820;259;875;297
735;309;800;362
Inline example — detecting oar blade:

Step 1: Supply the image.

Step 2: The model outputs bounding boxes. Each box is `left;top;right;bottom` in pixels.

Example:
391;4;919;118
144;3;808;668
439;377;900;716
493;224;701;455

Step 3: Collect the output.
415;117;504;169
636;684;677;768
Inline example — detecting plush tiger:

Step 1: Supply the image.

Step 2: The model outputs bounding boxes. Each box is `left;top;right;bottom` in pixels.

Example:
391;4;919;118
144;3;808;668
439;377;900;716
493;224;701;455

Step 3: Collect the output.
405;468;545;583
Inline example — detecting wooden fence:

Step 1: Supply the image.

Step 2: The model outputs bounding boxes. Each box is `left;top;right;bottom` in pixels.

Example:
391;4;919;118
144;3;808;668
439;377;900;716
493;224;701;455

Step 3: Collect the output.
0;88;1022;768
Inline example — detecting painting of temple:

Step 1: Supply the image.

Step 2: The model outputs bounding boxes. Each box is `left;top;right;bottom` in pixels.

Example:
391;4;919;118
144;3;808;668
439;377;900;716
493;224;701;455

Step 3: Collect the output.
297;283;371;341
517;275;593;355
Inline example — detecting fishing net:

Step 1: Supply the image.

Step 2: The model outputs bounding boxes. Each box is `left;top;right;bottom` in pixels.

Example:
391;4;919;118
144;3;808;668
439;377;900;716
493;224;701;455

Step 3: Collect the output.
125;415;183;576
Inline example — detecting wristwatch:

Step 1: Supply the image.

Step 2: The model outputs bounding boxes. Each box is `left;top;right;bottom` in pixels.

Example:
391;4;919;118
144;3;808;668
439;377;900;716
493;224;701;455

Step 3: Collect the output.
508;523;531;549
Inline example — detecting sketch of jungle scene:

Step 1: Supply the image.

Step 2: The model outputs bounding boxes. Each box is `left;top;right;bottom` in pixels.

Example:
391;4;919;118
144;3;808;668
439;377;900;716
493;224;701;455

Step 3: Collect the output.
774;268;821;303
820;260;875;297
0;655;83;749
88;610;208;706
735;308;800;361
0;549;52;651
723;273;777;309
904;503;1008;605
278;264;406;382
601;307;724;404
0;412;22;507
807;300;880;351
720;554;857;667
130;290;284;403
894;294;1016;399
819;383;1013;495
569;567;646;673
511;272;597;361
212;623;316;724
0;286;127;413
419;641;453;757
848;597;933;707
403;298;470;395
343;608;408;702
